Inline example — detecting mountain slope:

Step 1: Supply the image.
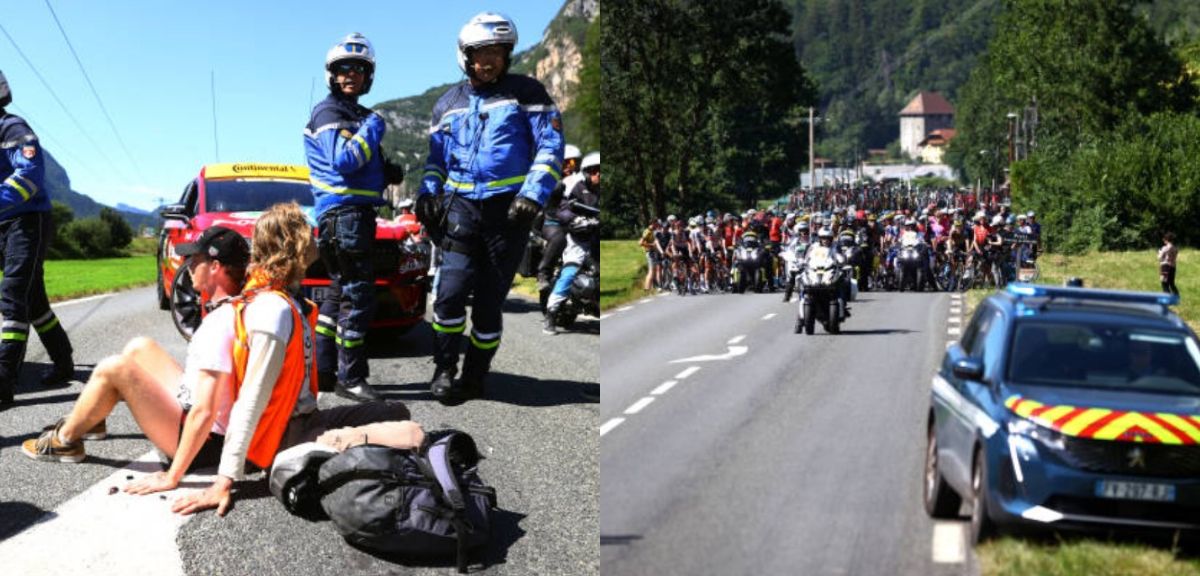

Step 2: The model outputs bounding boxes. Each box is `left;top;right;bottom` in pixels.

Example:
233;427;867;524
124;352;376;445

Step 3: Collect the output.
373;0;597;195
42;150;159;232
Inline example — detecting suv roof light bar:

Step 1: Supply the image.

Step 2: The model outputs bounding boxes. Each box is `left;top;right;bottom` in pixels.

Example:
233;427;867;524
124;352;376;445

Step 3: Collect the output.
1006;282;1179;313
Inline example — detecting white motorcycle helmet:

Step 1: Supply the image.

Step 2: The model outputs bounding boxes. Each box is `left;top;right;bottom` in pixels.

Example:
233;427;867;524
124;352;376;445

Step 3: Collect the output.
325;33;376;94
457;12;518;75
564;144;582;162
0;70;10;108
581;151;600;172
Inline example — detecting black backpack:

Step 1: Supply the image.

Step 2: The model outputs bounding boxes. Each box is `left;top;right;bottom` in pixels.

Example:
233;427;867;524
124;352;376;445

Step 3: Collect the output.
315;431;497;573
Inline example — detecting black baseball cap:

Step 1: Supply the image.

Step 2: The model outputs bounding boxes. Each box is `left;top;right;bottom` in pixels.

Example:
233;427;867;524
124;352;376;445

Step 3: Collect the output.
176;226;250;268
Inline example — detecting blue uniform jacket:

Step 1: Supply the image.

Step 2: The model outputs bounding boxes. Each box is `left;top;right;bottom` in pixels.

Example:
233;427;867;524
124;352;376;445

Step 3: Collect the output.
304;93;387;218
0;114;51;220
421;74;563;205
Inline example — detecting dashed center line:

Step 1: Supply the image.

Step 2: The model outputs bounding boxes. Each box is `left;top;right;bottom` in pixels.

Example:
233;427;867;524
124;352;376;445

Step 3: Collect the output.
728;335;746;345
947;327;962;335
948;316;961;324
950;307;962;314
761;313;776;320
675;366;701;379
625;397;655;414
651;380;678;395
600;418;625;436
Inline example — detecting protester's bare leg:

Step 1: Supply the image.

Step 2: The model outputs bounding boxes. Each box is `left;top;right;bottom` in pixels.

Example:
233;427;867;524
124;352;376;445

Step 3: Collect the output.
58;337;184;453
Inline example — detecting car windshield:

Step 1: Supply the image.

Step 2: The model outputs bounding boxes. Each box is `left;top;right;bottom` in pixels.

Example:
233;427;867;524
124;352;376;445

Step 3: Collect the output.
1007;321;1200;395
205;179;313;213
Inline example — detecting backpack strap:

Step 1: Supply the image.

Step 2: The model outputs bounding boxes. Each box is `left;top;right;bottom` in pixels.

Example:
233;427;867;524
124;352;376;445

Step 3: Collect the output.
422;433;472;574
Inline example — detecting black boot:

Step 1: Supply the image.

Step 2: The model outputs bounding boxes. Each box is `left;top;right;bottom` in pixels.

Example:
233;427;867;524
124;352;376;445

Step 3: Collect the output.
430;365;467;406
543;307;558;335
335;378;382;402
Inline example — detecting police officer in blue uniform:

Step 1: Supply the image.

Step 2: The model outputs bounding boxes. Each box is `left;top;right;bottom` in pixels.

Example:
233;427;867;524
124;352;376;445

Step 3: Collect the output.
304;35;404;402
417;12;565;405
0;71;75;407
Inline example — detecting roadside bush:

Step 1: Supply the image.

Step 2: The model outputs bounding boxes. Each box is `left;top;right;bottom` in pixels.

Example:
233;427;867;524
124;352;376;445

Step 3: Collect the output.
62;218;115;258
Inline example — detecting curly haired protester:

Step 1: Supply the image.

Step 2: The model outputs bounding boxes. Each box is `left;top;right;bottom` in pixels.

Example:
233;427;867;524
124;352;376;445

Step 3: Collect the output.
26;203;416;516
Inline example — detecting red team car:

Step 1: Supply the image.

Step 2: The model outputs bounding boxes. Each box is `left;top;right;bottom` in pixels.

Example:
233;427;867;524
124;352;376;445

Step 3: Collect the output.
157;163;428;339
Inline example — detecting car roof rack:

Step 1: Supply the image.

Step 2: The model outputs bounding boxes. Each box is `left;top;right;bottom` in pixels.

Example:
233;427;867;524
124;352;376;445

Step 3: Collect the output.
1005;283;1179;316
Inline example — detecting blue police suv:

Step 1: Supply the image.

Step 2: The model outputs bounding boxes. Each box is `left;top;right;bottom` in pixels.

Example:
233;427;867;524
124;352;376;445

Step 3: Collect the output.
925;283;1200;543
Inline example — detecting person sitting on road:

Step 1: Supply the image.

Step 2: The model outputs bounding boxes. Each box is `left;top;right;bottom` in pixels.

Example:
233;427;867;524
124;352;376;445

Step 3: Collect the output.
25;206;417;516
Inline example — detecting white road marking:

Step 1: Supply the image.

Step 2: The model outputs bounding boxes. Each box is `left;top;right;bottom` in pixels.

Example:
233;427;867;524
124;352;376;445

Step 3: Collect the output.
728;335;746;345
950;307;962;314
651;380;678;395
618;306;634;312
625;397;655;415
674;366;701;379
639;298;654;304
600;418;625;436
947;327;962;336
599;314;612;320
931;522;966;564
948;316;961;324
54;293;112;307
670;346;749;363
761;313;777;320
0;450;213;575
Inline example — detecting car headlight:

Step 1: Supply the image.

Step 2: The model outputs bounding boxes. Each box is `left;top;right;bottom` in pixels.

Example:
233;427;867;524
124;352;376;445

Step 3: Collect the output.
1007;418;1065;452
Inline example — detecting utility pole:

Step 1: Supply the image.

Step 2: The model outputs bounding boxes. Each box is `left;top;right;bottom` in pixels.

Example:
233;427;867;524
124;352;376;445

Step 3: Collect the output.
808;107;815;191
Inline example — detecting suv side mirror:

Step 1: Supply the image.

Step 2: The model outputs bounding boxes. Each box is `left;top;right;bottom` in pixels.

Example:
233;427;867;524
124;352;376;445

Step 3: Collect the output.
159;203;191;224
952;357;984;381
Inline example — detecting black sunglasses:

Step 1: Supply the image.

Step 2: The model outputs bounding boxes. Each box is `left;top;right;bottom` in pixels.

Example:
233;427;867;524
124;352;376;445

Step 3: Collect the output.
333;61;369;75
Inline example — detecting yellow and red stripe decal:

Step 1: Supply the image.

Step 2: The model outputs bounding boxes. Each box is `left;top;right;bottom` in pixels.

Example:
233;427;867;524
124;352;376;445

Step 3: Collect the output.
1005;395;1200;444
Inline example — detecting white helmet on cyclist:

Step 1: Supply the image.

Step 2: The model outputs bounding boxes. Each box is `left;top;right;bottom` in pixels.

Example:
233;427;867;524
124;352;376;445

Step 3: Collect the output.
817;227;833;240
325;33;376;94
564;144;582;162
0;70;10;108
457;12;518;74
581;151;600;172
991;215;1004;226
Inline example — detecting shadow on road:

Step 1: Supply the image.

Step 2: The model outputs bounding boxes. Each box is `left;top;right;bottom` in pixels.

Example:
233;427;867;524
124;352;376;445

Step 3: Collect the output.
377;372;599;407
0;501;52;541
837;328;914;336
600;534;643;546
502;297;542;315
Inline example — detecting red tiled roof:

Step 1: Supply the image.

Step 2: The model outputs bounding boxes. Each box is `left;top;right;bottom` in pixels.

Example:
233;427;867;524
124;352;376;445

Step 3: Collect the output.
900;92;955;116
919;128;957;147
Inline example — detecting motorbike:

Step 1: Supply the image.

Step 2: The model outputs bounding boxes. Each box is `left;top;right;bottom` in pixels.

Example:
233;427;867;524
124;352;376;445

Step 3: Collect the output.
836;234;861;302
896;239;928;292
552;255;599;329
795;246;850;335
732;235;770;294
780;239;808;302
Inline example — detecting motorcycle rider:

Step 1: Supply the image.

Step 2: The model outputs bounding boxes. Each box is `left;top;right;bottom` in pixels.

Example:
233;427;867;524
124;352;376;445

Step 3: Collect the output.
544;152;599;334
416;12;564;404
537;143;582;310
803;227;848;318
0;70;76;407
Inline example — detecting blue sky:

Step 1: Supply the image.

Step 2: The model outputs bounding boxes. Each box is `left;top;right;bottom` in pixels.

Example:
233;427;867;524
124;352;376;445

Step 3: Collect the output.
1;1;561;211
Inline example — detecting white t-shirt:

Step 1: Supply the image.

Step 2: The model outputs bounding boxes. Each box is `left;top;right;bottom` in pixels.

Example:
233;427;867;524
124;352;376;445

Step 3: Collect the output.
240;292;316;416
176;303;236;435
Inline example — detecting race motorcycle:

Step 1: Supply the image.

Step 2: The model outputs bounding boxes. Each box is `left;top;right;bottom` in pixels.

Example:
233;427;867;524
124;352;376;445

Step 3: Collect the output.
795;246;850;335
896;238;928;292
780;238;809;303
552;255;599;329
732;234;770;294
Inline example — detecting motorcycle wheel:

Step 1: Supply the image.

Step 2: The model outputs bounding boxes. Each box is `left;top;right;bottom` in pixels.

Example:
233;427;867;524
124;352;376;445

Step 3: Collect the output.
803;301;815;335
828;300;841;334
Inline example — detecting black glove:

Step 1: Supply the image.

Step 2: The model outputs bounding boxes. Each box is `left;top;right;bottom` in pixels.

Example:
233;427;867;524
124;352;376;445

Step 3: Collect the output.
415;195;444;228
383;161;405;185
507;196;541;229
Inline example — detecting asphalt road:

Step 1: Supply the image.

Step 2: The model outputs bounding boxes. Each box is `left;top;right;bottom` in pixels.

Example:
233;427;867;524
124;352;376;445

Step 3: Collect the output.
0;286;598;575
600;288;979;576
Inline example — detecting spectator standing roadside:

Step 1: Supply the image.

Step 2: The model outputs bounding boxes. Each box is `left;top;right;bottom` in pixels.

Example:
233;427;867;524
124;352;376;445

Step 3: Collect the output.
1159;232;1180;297
0;70;75;408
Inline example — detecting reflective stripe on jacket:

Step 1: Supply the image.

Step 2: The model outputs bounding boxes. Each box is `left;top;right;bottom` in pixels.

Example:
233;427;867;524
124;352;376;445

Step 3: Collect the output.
0;114;51;219
420;74;563;204
304;94;387;218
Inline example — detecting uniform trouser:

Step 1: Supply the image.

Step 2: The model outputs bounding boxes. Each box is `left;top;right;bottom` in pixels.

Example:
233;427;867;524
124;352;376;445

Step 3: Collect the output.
537;223;566;286
0;211;73;389
431;193;526;380
316;206;377;384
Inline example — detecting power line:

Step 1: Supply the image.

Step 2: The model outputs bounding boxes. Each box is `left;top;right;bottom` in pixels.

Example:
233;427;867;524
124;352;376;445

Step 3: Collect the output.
43;0;146;185
0;21;131;182
10;103;102;183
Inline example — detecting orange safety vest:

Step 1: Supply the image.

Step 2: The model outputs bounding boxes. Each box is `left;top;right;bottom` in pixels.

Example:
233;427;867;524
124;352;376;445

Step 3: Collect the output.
230;272;319;469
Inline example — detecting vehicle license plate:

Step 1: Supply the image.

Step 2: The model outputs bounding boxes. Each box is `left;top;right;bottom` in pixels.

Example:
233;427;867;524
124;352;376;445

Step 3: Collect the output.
1095;481;1175;502
304;286;334;302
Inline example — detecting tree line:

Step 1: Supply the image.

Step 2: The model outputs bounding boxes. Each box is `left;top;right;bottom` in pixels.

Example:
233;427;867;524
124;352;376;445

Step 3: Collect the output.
47;202;135;259
604;0;817;238
947;0;1200;252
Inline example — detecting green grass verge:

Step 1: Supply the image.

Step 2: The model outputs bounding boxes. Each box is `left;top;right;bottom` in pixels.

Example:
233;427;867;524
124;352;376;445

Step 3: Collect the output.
45;254;158;302
961;249;1200;575
600;240;653;311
